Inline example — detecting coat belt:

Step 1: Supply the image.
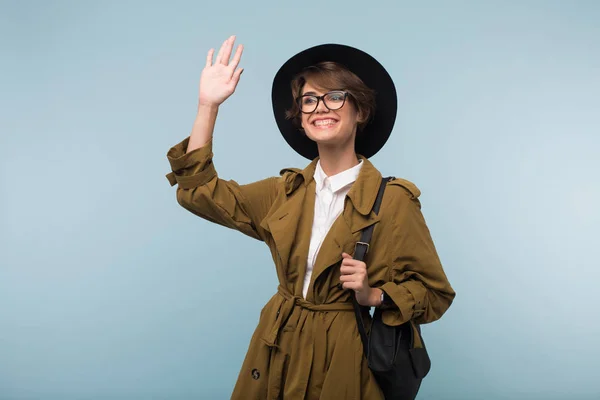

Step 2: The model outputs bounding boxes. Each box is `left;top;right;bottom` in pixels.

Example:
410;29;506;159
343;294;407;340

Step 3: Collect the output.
261;285;355;348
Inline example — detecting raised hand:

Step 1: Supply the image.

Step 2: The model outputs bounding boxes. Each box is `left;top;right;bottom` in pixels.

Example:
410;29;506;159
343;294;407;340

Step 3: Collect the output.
198;36;244;108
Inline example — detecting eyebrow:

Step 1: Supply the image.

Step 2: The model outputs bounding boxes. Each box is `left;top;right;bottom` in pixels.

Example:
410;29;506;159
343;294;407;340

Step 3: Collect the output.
302;91;319;96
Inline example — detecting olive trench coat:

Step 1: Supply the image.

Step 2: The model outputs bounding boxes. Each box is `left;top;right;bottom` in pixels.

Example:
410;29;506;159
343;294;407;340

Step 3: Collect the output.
166;137;455;400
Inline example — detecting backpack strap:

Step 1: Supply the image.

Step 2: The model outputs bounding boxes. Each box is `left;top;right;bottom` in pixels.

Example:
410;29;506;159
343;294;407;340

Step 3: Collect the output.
352;176;393;357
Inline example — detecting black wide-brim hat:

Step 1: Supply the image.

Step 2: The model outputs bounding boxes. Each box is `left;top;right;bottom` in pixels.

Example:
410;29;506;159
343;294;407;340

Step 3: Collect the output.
272;43;397;160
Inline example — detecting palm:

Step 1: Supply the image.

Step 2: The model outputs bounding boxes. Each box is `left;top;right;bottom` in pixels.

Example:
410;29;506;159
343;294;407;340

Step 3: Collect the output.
198;36;244;107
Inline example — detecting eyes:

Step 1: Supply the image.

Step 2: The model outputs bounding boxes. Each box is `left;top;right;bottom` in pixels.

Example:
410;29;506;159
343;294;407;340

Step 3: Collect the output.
327;92;346;102
302;97;317;105
299;90;348;113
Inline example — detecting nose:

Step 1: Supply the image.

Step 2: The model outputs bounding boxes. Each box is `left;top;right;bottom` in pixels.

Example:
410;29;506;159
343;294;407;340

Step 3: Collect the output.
314;97;329;113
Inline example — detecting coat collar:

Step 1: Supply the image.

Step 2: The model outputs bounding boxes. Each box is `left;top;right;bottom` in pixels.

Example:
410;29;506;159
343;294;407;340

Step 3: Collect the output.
281;155;382;216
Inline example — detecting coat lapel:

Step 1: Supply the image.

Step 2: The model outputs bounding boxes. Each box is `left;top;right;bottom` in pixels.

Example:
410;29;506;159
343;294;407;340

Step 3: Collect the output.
260;155;384;300
260;160;318;276
308;157;383;299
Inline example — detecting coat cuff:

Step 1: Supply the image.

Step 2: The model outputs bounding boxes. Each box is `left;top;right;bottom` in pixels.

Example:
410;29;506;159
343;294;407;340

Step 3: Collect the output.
165;137;217;189
379;280;425;326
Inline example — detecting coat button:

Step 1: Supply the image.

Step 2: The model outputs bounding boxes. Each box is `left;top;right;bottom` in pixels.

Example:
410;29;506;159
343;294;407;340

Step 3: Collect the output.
251;369;260;380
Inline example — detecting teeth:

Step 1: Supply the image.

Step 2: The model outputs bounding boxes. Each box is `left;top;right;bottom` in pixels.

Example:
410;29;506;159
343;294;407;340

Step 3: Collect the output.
314;119;337;126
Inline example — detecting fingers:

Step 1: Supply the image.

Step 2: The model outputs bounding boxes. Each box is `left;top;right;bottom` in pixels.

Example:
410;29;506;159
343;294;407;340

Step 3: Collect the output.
340;254;367;289
215;37;230;64
340;274;359;283
208;36;241;73
229;44;244;70
339;252;369;294
219;35;236;65
340;265;361;275
339;272;366;291
341;257;364;268
231;67;244;86
339;275;353;290
339;277;362;291
205;48;214;68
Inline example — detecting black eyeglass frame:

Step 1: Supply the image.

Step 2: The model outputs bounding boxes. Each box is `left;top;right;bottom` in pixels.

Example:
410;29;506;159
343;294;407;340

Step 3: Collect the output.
298;90;349;114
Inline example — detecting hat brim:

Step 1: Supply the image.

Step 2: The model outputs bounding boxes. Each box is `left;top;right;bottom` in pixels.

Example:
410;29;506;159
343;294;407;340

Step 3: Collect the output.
271;43;397;160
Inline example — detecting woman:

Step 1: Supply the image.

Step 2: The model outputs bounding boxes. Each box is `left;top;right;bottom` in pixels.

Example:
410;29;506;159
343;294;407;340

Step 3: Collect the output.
166;36;455;400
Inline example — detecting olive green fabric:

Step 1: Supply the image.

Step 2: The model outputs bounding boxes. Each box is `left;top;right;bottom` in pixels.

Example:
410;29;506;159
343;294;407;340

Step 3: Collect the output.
166;137;455;400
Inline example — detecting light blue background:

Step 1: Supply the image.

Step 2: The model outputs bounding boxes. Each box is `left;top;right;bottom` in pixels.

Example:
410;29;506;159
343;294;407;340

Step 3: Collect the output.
1;1;599;399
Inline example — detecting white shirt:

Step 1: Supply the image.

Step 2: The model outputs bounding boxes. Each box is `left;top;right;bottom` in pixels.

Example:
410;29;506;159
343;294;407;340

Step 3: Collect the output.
302;159;363;299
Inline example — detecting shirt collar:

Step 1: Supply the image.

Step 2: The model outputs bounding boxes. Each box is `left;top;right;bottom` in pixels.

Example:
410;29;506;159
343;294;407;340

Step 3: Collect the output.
280;155;382;215
314;159;363;193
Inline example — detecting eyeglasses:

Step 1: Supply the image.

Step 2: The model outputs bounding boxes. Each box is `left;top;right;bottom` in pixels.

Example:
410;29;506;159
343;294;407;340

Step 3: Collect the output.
298;90;348;113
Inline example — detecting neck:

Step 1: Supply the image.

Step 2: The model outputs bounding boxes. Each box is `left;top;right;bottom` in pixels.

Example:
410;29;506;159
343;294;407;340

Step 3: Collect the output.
317;144;360;176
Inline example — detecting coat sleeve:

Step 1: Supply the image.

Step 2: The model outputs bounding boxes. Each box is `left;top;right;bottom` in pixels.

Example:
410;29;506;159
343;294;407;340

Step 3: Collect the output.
165;136;279;241
379;180;456;326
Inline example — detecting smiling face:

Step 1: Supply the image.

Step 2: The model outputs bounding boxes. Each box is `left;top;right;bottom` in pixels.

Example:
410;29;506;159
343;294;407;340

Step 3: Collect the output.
285;62;377;157
300;81;362;148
